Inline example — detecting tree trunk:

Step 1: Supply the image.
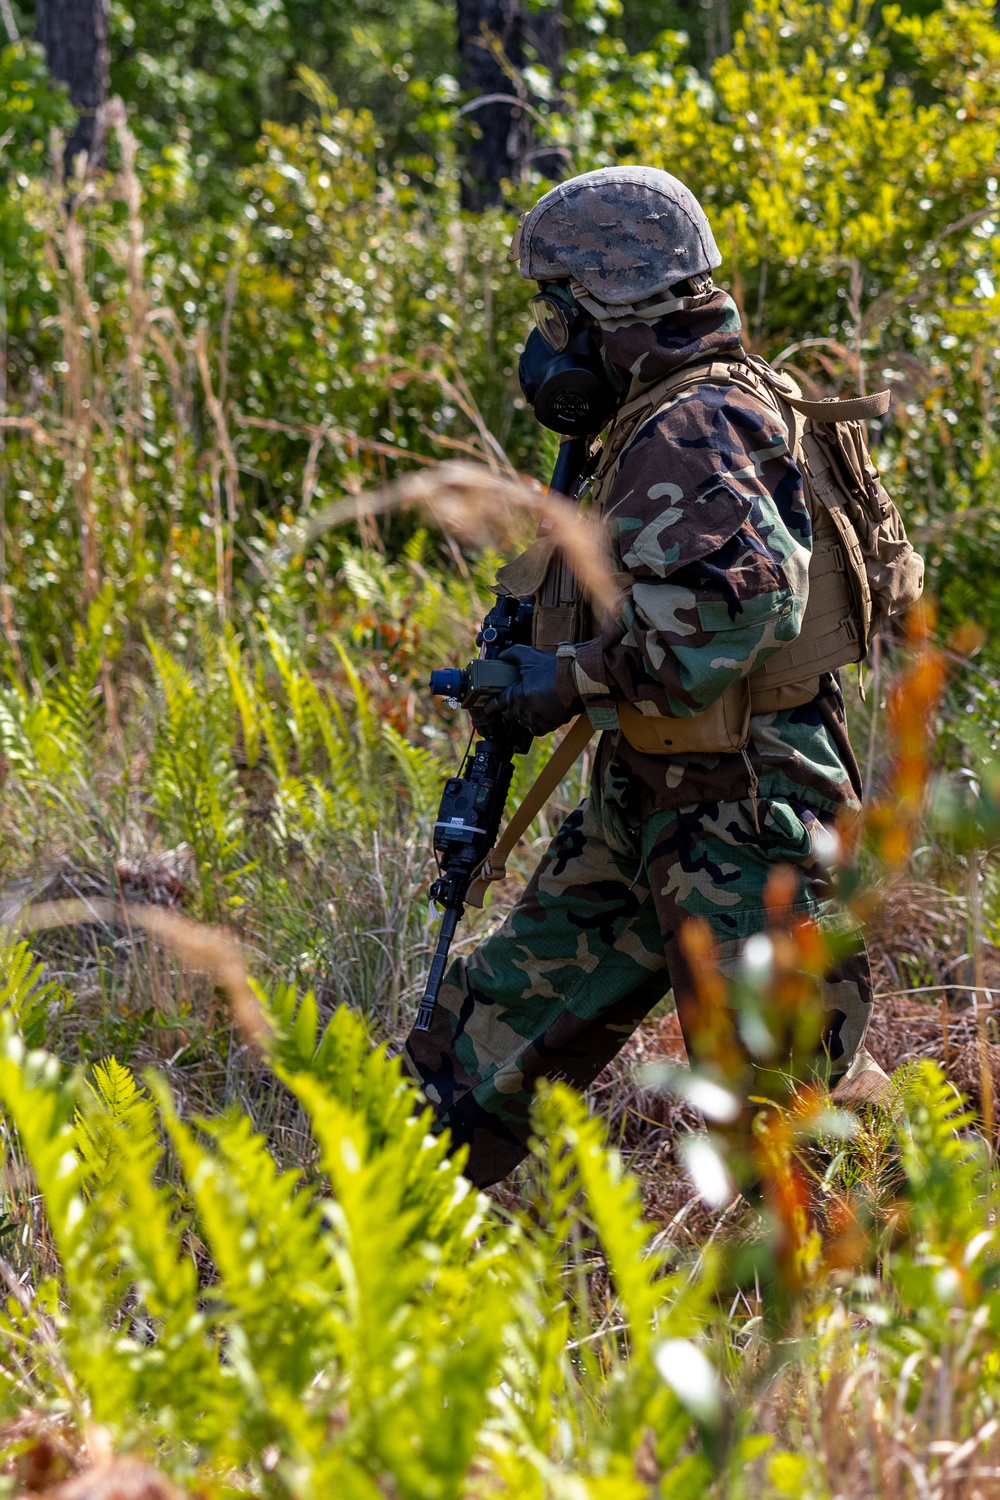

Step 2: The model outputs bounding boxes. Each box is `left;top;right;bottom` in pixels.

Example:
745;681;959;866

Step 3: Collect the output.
457;0;526;210
524;2;562;76
36;0;110;175
523;1;567;183
701;0;732;68
456;0;564;211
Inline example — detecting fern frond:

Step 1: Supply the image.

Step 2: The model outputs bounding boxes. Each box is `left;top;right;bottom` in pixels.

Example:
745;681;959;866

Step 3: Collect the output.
382;723;447;820
153;1081;331;1338
273;1003;488;1261
220;627;262;770
75;1057;157;1197
0;931;66;1047
533;1084;666;1355
0;1037;84;1269
0;1035;133;1408
331;634;378;785
116;1206;224;1438
262;623;320;770
897;1060;985;1244
151;1080;341;1467
147;634;248;911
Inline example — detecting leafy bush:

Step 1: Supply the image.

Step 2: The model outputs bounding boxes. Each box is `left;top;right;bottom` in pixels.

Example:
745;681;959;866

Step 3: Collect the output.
4;1;1000;662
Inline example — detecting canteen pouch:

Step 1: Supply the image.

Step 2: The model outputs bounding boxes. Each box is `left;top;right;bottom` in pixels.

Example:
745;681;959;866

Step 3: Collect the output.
617;680;752;755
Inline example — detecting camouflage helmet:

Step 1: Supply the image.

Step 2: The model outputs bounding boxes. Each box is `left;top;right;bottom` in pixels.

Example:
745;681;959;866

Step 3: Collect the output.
511;166;722;318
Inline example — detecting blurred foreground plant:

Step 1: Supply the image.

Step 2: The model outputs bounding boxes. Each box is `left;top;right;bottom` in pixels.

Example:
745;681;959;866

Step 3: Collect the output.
2;898;1000;1497
0;920;772;1499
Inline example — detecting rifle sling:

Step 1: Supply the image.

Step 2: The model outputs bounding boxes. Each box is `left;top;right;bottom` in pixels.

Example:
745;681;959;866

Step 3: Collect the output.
465;714;595;908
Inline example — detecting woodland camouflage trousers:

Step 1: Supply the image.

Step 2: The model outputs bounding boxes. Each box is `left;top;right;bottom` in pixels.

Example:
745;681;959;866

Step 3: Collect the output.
404;793;877;1188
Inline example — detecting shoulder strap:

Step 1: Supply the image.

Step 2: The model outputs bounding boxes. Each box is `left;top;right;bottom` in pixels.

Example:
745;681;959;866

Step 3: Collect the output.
613;346;752;431
746;358;890;423
465;714;595;908
594;350;889;510
592;348;755;503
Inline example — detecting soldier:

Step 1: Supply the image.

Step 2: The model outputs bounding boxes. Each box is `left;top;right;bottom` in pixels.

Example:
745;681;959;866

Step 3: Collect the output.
404;166;893;1189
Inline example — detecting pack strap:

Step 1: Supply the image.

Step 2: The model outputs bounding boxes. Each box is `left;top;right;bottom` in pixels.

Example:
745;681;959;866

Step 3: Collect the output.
592;350;753;505
465;714;596;908
744;356;891;424
607;358;888;450
612;348;751;433
782;389;890;422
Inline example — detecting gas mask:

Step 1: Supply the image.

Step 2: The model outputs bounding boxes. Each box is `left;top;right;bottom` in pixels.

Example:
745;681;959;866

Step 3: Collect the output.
518;284;623;438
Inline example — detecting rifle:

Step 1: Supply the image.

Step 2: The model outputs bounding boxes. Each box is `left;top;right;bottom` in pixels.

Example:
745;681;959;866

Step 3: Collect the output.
413;437;591;1033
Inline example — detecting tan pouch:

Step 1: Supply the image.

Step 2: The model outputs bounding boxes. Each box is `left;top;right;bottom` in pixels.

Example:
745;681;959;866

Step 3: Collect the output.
493;537;557;599
493;536;593;652
618;679;751;755
747;513;862;701
749;677;821;715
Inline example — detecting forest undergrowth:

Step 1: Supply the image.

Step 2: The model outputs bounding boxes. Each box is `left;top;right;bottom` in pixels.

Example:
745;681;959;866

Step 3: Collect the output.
5;0;1000;1494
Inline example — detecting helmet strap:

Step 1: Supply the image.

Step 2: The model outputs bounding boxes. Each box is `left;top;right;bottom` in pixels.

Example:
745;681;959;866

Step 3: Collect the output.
568;277;716;329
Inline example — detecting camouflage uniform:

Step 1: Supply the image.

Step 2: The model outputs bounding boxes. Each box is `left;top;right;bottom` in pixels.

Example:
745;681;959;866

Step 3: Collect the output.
405;292;879;1190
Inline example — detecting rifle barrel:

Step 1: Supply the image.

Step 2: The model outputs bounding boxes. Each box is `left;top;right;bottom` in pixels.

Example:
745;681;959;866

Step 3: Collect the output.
414;437;592;1036
414;905;460;1031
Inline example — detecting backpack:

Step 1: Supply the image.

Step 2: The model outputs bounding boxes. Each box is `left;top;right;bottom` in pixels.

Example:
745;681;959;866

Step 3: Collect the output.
741;356;924;710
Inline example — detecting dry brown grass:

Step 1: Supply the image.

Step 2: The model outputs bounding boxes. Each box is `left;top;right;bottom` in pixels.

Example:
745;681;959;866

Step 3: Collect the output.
866;878;1000;1116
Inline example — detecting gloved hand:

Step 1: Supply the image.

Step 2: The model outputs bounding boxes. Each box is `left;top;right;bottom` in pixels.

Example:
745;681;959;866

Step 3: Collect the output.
477;644;581;738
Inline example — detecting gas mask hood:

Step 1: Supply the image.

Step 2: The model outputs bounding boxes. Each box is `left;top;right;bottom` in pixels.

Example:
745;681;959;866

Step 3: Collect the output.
517;286;623;438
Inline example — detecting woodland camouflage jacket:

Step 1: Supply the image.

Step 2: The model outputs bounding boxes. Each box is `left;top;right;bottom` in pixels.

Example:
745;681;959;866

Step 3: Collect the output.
552;290;864;823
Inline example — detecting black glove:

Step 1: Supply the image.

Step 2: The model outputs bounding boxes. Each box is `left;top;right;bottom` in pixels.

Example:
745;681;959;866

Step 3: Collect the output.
480;644;579;738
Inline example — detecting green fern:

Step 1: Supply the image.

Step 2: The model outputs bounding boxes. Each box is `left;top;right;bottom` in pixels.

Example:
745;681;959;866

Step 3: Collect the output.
261;622;324;772
147;634;249;912
0;931;68;1047
331;634;379;797
220;626;262;770
896;1060;983;1244
75;1057;157;1197
382;722;447;820
280;1066;503;1500
0;588;118;816
535;1085;667;1356
474;1087;712;1487
0;988;726;1498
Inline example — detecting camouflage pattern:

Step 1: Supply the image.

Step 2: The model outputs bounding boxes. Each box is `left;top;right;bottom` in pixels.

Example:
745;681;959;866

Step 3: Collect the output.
516;166;722;306
405;792;876;1188
553;289;865;818
402;285;878;1187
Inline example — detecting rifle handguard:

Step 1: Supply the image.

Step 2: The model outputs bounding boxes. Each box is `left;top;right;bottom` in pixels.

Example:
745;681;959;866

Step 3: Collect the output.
465;715;596;908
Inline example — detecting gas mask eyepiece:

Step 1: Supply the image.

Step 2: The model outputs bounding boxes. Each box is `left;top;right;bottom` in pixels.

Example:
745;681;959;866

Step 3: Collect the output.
518;288;621;437
529;290;573;353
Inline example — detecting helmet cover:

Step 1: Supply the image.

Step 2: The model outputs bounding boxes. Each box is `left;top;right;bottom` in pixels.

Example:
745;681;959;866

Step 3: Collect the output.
514;165;722;307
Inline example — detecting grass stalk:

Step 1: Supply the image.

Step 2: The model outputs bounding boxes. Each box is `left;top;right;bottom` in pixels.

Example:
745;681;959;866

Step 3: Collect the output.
968;846;994;1142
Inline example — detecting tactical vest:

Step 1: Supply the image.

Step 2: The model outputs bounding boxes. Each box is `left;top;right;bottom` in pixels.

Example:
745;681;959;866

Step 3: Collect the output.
575;352;922;755
494;352;922;756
